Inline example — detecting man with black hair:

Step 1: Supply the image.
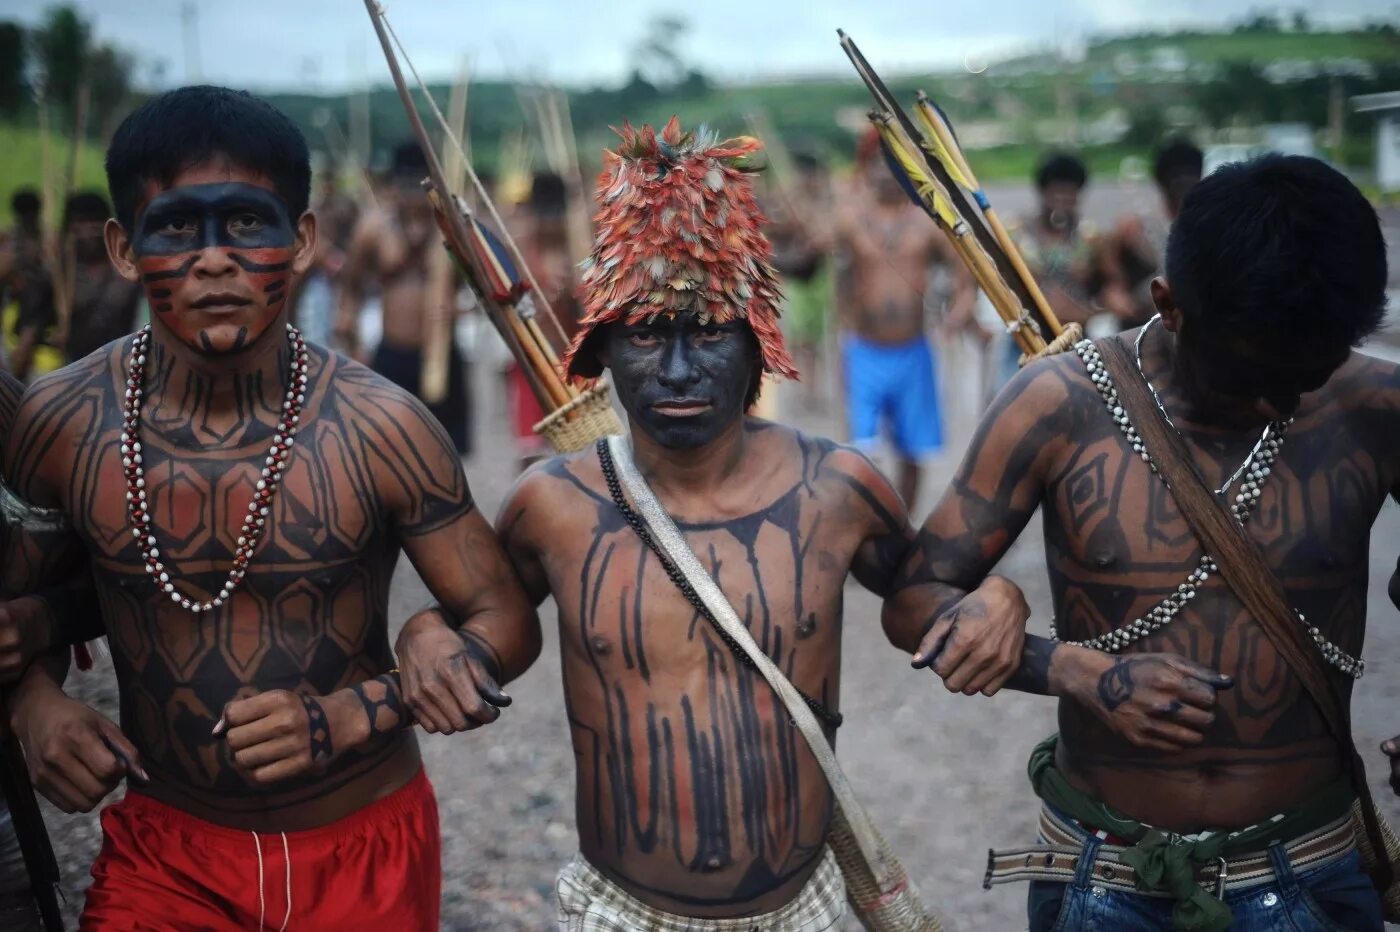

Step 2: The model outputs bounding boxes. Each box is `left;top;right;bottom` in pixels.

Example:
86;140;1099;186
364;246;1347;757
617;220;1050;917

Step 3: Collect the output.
338;140;473;455
1100;138;1206;329
767;149;835;410
1015;152;1100;329
889;154;1395;930
1;188;56;381
0;86;540;929
60;191;143;362
397;118;1027;931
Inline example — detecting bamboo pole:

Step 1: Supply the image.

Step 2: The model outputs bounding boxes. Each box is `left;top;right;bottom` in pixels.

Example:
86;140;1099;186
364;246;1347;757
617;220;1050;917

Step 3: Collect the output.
421;62;471;405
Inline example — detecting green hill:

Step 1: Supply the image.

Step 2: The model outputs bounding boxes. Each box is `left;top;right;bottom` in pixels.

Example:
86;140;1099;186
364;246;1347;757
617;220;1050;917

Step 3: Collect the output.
0;124;107;226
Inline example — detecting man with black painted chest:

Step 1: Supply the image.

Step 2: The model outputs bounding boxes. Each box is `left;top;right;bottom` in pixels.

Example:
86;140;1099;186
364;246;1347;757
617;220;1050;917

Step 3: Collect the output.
399;119;1028;930
0;86;540;930
888;156;1396;930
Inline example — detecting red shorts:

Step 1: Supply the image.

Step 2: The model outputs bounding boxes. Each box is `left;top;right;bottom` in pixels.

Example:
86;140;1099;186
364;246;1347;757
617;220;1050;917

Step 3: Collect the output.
80;769;440;931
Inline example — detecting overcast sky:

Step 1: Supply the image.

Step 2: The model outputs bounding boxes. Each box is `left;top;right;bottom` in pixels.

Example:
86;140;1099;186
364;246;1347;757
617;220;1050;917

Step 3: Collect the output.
2;0;1397;91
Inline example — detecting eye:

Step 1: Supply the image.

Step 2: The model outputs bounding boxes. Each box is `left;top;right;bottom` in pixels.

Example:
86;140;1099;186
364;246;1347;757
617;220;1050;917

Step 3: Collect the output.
627;330;661;348
694;327;728;344
156;217;196;237
228;213;266;236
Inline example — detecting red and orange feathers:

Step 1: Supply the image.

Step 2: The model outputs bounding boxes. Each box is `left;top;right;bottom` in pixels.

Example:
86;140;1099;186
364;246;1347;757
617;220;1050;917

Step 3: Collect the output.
562;117;798;382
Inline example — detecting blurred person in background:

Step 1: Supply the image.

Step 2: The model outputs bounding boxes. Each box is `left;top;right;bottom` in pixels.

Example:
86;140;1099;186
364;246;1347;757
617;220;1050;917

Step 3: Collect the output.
1;189;59;381
61;191;143;363
295;163;361;348
828;129;975;511
768;149;836;411
338;141;472;454
1097;138;1206;329
509;171;578;469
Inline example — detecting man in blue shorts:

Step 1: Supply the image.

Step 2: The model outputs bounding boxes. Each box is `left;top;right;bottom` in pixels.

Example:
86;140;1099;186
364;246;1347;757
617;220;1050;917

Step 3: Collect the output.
832;133;974;510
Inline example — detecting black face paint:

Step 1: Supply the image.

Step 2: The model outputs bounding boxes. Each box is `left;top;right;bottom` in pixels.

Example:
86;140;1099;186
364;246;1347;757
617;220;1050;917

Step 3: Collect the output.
128;182;297;355
604;313;760;450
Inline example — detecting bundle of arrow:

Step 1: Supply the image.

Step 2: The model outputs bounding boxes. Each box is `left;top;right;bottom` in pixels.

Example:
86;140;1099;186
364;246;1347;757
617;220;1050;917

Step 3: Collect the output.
364;0;623;453
838;30;1081;364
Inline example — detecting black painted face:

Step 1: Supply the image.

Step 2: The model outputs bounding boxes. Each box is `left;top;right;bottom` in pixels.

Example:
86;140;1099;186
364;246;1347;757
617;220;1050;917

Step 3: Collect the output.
130;180;296;355
604;313;760;450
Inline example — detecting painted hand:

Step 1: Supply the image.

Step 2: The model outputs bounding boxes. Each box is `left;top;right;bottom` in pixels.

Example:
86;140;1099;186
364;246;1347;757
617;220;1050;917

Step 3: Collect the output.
218;690;337;786
912;576;1030;696
396;610;511;736
1379;737;1400;796
12;689;146;813
1072;653;1233;752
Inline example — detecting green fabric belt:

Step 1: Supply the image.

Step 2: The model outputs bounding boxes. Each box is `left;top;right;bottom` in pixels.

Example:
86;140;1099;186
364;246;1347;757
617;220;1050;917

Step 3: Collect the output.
1028;734;1354;932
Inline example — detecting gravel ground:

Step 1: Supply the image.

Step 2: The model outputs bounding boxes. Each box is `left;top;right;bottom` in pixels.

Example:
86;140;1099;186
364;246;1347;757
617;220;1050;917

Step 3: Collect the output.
40;191;1400;928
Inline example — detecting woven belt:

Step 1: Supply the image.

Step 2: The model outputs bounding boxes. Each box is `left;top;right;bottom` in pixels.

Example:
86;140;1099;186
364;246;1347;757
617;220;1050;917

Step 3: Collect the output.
985;805;1356;897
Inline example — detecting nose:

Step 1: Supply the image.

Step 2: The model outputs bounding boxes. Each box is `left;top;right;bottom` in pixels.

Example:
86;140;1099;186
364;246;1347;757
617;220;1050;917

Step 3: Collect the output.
657;337;700;391
191;244;238;278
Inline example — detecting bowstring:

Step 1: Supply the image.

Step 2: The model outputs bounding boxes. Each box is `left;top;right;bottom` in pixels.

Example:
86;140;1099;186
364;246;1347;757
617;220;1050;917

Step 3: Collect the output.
375;4;571;351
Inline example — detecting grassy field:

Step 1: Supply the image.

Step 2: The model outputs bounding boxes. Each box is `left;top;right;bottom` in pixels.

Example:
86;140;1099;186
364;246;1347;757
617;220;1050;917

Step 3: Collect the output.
0;123;108;227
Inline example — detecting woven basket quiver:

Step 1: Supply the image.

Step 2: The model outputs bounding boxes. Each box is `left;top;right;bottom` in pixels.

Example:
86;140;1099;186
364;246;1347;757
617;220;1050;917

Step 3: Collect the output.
829;808;944;931
534;380;624;454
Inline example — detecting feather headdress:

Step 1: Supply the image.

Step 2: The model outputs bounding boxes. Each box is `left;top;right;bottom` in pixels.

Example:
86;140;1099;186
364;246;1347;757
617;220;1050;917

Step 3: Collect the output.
562;116;799;382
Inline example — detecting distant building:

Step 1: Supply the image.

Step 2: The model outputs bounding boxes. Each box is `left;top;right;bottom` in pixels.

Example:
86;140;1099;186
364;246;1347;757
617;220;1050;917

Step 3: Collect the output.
1353;92;1400;193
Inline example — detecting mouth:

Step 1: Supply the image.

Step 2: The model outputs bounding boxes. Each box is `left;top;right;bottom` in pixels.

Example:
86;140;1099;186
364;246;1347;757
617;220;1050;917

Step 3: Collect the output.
189;292;254;313
651;399;713;418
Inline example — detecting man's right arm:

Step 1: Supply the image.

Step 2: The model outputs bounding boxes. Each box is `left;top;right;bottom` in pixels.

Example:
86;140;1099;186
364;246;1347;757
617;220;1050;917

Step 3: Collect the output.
881;358;1071;684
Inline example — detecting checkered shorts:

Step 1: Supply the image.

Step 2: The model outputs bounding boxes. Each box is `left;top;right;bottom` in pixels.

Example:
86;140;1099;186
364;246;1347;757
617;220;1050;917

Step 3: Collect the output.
555;849;847;931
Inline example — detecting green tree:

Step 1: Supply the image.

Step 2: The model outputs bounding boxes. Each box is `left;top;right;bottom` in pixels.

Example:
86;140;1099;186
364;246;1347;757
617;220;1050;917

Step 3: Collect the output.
33;5;91;115
0;22;26;116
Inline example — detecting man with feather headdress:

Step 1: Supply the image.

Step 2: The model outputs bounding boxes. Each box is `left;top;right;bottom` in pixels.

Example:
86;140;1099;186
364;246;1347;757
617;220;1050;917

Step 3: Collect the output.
395;117;1028;929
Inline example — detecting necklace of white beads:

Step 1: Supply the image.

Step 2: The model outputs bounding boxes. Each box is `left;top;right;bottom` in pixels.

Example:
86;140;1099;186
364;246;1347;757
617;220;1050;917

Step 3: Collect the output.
122;323;308;614
1048;328;1362;678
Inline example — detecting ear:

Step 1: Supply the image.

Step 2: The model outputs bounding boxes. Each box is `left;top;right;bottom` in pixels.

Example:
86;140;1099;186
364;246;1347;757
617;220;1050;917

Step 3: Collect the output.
291;210;318;276
104;218;140;284
1151;277;1184;333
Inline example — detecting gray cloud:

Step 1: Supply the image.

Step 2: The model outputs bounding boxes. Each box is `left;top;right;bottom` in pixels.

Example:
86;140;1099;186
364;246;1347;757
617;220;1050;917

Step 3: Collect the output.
3;0;1394;91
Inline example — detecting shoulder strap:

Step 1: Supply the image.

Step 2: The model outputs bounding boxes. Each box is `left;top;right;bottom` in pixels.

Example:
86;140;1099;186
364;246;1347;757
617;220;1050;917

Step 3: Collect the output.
601;434;897;888
1095;336;1393;888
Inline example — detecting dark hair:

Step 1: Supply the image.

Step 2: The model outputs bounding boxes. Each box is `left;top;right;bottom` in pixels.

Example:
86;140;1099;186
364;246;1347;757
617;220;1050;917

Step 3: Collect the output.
11;188;40;219
1166;154;1387;349
63;190;111;229
529;171;568;216
390;141;428;181
1153;138;1204;190
105;85;311;229
1035;152;1088;190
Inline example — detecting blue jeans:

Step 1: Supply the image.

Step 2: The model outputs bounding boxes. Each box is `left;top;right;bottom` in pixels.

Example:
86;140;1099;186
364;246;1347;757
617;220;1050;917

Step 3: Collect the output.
1028;822;1383;931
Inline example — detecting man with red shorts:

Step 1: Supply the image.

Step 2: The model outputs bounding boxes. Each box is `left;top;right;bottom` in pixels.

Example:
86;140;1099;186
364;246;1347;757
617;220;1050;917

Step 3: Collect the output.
0;86;540;930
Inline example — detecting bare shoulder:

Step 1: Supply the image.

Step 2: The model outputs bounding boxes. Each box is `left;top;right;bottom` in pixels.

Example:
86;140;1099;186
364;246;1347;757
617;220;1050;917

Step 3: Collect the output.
1326;350;1400;412
497;446;611;545
751;420;909;527
4;346;122;501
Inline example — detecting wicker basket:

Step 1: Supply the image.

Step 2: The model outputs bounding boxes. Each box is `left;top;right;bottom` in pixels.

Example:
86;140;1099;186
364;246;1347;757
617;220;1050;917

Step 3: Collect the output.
534;380;626;454
829;808;945;931
1352;800;1400;920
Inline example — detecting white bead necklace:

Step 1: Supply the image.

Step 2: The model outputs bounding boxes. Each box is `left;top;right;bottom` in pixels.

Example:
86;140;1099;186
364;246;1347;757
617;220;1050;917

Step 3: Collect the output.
1050;338;1362;678
122;323;309;614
